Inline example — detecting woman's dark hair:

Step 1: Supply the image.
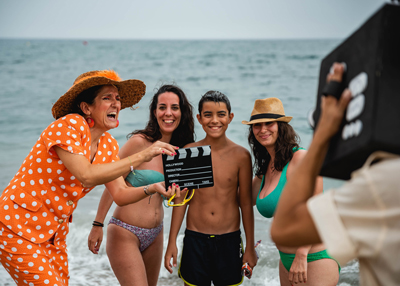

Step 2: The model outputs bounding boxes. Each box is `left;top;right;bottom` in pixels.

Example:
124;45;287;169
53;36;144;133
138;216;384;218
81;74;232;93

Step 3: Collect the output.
248;122;300;177
71;85;106;116
129;84;195;148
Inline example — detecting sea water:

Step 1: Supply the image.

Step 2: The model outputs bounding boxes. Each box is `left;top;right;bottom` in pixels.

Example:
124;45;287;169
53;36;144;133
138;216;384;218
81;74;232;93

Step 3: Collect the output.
0;39;358;285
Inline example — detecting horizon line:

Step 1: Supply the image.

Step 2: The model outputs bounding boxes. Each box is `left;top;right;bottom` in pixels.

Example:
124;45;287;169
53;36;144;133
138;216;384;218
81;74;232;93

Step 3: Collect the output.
0;36;343;41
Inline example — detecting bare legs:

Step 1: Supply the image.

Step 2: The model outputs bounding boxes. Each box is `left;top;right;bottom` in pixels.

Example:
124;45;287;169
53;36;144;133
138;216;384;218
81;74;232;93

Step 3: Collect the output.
143;230;164;286
106;224;164;286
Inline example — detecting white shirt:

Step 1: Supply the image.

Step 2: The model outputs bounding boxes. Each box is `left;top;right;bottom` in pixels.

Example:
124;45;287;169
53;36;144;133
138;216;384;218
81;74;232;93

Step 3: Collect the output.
308;152;400;286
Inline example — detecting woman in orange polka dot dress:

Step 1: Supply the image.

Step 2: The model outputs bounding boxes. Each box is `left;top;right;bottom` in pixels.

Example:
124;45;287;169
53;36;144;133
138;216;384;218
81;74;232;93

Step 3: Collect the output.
0;70;181;286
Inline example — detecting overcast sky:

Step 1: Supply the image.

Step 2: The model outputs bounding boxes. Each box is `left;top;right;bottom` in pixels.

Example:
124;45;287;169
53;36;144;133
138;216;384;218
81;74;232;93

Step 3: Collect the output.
0;0;390;40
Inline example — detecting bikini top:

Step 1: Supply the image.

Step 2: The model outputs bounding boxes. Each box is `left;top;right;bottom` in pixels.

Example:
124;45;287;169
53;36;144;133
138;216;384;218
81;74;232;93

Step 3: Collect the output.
125;169;164;187
256;147;304;218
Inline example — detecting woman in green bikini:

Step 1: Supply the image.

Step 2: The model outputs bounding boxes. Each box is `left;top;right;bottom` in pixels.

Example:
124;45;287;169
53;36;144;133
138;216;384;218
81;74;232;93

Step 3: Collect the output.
242;97;339;285
88;84;195;286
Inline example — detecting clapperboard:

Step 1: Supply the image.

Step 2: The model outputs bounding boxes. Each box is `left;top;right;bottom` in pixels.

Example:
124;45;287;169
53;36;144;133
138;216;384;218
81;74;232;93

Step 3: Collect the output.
162;145;214;189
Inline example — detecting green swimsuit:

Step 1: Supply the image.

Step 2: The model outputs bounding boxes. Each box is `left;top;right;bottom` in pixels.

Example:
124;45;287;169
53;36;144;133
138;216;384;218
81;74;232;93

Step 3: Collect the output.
256;161;290;218
125;169;169;207
256;148;340;272
125;169;164;186
256;147;304;218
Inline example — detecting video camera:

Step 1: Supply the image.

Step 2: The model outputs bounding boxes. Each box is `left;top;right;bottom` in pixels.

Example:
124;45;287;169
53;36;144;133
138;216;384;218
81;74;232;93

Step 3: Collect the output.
310;3;400;180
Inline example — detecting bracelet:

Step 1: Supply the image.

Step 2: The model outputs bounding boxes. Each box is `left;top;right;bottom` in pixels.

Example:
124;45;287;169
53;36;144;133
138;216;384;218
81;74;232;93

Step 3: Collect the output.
143;185;152;196
92;221;104;227
144;185;153;204
127;156;134;173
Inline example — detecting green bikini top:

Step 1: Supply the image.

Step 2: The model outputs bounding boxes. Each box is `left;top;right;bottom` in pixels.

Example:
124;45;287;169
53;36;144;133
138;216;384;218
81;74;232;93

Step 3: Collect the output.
256;147;304;218
125;169;164;187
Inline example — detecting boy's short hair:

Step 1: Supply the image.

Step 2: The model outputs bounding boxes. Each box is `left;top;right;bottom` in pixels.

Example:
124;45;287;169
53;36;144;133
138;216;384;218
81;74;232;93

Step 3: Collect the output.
198;90;231;114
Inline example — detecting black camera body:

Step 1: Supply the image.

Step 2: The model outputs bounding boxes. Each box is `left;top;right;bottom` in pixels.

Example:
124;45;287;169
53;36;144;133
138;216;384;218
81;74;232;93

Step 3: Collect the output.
311;3;400;180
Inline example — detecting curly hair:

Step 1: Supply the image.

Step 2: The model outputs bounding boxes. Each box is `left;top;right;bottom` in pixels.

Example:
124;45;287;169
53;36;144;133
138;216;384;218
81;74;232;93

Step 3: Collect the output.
248;122;300;177
128;84;195;148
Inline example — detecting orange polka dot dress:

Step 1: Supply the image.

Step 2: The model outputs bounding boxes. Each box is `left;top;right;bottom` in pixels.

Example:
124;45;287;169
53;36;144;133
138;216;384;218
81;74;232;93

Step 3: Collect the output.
0;114;119;285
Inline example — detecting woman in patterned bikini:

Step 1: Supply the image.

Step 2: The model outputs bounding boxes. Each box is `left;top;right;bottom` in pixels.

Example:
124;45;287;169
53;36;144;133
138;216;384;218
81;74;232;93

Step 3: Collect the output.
0;70;181;286
88;84;194;286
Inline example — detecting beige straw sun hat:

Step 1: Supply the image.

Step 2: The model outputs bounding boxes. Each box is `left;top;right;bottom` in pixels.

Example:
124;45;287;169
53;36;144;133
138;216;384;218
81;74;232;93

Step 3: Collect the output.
242;97;292;125
52;70;146;119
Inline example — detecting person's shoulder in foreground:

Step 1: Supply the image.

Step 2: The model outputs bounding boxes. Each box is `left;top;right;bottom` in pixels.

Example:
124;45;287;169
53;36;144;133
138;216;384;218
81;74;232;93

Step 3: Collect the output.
271;63;400;286
308;151;400;286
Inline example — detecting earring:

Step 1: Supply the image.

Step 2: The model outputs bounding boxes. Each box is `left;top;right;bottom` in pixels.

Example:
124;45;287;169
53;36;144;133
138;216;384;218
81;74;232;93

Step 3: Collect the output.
116;120;119;128
86;117;95;128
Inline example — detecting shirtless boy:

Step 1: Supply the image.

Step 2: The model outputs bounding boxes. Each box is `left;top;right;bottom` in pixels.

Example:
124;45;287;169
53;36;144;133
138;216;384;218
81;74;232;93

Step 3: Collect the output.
164;91;257;286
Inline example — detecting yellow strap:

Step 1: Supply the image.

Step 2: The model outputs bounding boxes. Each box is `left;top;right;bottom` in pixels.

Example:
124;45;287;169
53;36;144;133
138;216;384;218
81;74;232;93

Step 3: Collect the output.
167;189;195;207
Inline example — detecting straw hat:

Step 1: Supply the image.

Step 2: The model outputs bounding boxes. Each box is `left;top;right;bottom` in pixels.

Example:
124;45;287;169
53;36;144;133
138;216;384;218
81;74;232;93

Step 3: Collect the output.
242;97;292;125
52;70;146;119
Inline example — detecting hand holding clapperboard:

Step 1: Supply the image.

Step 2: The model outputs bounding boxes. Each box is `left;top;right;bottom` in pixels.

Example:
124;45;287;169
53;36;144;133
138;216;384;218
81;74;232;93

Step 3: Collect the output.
162;145;214;206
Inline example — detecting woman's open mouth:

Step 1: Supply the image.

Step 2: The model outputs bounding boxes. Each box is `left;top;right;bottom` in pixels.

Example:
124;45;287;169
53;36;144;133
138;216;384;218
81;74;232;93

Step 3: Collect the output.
107;112;117;120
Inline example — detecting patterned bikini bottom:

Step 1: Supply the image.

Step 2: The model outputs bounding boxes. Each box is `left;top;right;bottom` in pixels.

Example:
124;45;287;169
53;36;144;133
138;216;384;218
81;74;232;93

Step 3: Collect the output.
109;216;163;252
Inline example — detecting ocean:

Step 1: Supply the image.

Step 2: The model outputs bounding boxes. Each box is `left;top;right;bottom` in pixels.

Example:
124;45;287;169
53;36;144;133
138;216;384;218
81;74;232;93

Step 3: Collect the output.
0;39;358;285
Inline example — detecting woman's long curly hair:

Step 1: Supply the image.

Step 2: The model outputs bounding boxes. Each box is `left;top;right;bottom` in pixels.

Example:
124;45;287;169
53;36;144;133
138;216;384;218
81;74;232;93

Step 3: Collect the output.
248;122;300;177
128;84;195;148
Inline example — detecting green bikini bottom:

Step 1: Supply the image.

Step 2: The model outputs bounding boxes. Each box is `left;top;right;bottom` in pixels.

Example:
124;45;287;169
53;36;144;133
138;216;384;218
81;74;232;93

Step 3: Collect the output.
279;249;341;273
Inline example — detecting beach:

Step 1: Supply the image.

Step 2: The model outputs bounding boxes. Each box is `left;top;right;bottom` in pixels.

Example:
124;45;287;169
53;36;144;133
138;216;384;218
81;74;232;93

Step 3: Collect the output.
0;39;358;285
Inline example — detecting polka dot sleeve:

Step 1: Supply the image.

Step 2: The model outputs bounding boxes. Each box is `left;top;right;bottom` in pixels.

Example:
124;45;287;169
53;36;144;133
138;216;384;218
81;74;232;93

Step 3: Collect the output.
41;114;90;158
93;133;120;164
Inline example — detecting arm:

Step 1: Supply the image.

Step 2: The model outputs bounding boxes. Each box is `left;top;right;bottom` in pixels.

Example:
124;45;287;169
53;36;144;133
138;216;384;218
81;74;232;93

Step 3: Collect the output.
54;140;177;188
239;150;258;268
252;176;262;206
289;245;312;284
88;188;113;254
104;136;181;206
286;149;324;199
88;136;180;253
164;199;188;273
88;181;178;250
164;142;196;273
284;150;324;284
87;135;148;254
271;63;352;247
105;172;180;207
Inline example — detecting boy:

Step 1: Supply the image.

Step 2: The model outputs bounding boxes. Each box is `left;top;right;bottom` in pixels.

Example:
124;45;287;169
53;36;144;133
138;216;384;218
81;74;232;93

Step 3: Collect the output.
164;91;257;286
